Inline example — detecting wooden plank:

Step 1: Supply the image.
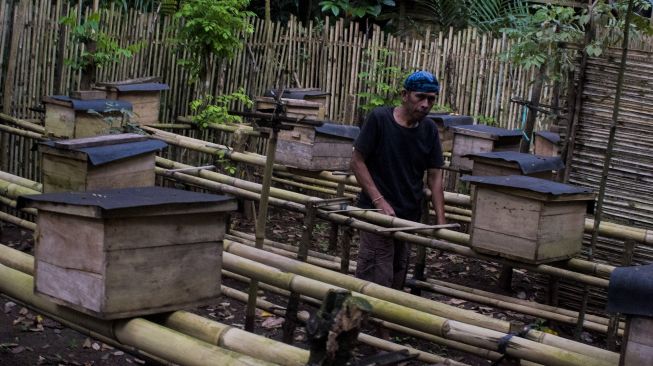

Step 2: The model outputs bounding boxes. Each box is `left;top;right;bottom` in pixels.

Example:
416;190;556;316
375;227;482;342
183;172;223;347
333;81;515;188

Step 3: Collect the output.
41;152;88;193
103;241;222;315
73;112;124;138
103;212;227;251
54;133;148;149
36;212;105;273
35;260;105;313
86;153;156;190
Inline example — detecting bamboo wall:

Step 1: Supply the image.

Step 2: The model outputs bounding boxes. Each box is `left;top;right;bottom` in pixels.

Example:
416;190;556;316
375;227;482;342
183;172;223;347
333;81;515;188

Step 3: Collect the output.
0;0;556;129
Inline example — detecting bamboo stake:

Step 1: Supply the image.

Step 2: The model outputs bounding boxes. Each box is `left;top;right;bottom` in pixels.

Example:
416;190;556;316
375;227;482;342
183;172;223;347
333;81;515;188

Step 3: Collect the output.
0;263;275;366
0;244;307;366
222;252;616;366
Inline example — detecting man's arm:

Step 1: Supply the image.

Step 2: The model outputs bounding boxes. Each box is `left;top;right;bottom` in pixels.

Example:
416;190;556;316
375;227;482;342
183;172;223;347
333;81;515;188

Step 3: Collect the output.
427;168;446;225
350;149;395;217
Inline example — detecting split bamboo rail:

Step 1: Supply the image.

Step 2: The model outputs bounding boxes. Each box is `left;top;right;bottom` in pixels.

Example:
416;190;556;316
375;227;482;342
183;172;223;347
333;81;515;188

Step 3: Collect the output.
0;263;276;366
221;252;617;366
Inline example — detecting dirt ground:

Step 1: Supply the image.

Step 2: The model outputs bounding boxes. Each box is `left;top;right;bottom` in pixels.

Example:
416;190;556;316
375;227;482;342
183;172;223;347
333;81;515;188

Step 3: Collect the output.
0;207;608;365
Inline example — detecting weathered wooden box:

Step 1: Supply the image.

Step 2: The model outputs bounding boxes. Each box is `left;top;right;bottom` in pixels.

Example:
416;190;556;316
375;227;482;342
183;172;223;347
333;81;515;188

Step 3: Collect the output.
43;96;133;138
39;134;167;193
462;175;594;264
255;97;326;120
465;151;564;180
451;125;522;171
275;122;359;171
607;264;653;366
95;81;169;126
534;131;561;157
18;187;237;319
427;114;474;152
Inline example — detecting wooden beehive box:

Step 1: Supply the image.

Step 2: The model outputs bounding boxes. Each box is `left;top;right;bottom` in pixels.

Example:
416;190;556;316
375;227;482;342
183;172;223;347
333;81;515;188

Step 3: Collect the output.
427;113;474;152
255;97;326;120
275;122;359;171
465;151;564;180
607;265;653;366
462;175;594;264
95;81;169;126
39;134;167;193
451;125;522;171
17;187;237;319
43;96;133;138
534;131;562;157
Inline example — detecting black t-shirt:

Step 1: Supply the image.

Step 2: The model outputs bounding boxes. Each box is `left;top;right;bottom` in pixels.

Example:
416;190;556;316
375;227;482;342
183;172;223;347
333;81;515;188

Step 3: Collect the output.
354;106;445;220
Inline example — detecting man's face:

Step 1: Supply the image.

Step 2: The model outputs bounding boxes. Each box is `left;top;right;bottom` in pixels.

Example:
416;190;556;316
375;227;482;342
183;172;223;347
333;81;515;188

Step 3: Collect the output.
402;90;437;121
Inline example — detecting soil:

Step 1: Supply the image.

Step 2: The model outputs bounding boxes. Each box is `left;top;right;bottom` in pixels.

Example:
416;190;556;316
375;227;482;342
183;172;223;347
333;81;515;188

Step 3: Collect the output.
0;207;608;366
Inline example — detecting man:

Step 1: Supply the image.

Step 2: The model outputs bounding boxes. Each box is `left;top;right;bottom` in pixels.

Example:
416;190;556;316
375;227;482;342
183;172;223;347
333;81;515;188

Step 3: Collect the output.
350;70;446;290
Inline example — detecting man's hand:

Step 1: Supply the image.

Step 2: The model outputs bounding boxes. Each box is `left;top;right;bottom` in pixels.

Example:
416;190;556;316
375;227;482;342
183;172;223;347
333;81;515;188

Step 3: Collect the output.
373;197;396;217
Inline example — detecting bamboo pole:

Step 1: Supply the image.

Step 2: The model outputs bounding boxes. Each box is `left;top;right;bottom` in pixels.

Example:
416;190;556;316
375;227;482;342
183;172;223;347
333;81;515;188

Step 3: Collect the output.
221;252;616;366
0;263;275;366
219;285;470;366
0;170;43;192
0;113;45;134
0;244;308;366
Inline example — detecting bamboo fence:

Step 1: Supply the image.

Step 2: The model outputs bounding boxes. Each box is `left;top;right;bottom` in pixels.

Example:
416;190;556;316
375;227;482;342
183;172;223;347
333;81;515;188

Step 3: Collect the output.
1;0;559;129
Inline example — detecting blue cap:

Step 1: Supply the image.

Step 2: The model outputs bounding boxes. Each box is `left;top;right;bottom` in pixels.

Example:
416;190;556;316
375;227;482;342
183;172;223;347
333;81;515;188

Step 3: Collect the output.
404;71;440;93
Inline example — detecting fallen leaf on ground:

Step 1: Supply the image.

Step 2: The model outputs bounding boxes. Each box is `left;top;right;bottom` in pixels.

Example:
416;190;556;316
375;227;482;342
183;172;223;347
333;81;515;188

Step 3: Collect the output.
4;301;16;314
261;316;285;329
19;307;29;316
447;299;467;305
259;310;274;318
82;338;92;349
92;342;101;351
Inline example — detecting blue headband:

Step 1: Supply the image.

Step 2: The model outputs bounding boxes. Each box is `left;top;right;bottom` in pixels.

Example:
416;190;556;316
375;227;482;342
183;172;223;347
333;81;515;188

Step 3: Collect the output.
404;71;440;93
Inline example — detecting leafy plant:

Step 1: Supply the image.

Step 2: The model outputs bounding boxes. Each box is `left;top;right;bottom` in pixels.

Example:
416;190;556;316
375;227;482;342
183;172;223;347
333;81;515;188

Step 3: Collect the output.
60;12;143;89
474;114;497;126
319;0;395;18
173;0;254;92
357;49;409;112
190;88;253;129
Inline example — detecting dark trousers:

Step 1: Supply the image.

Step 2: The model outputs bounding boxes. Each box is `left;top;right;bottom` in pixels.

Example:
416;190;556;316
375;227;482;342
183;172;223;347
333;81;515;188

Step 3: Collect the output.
355;230;409;290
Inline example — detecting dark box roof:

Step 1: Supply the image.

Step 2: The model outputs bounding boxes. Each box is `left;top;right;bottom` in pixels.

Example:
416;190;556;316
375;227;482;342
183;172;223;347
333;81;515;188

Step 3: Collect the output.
18;187;235;214
535;131;561;144
41;139;167;166
106;82;170;92
427;114;474;128
315;122;360;140
463;151;564;174
50;95;132;112
607;264;653;317
452;124;523;137
264;88;330;100
461;175;593;196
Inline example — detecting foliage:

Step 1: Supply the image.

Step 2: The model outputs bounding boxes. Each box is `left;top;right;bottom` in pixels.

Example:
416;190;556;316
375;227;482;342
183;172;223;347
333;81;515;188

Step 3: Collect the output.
357;49;408;112
173;0;254;81
501;1;653;80
319;0;395;19
474;114;497;126
501;5;583;73
189;88;253;129
60;12;142;71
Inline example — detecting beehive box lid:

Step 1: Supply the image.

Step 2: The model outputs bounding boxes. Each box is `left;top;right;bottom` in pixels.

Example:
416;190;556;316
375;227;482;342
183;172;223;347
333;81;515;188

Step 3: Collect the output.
428;114;474;128
535;131;561;145
44;95;132;112
315;122;360;140
18;187;237;218
452;124;522;140
461;175;594;200
607;264;653;317
100;82;170;92
264;88;330;100
40;134;167;167
463;152;564;174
